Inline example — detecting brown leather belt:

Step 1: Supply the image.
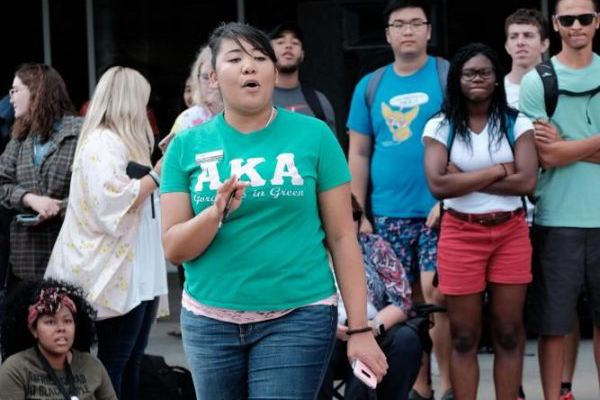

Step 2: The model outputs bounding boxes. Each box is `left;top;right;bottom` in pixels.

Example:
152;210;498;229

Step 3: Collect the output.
446;208;523;227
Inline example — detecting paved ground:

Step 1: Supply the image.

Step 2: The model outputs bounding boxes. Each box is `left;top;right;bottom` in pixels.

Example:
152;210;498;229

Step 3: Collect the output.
146;273;599;400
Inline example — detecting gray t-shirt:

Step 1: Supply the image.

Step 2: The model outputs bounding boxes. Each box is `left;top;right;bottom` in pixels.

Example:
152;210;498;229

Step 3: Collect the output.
0;347;117;400
273;85;336;133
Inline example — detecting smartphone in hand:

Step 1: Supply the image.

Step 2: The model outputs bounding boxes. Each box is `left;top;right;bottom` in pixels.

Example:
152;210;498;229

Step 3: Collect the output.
16;213;41;226
352;359;377;389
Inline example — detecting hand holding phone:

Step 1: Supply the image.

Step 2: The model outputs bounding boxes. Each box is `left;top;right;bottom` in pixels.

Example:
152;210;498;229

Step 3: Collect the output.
352;359;377;389
16;213;42;226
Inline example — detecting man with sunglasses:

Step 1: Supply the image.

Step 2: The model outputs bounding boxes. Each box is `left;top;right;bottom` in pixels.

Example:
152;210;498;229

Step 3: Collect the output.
347;1;452;399
519;0;600;399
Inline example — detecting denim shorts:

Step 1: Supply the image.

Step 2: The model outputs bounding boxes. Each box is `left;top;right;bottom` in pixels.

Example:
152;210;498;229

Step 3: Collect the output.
181;304;337;400
374;216;438;283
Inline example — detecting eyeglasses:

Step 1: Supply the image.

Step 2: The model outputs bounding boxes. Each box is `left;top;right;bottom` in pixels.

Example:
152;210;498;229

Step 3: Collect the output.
387;19;429;31
555;13;597;27
8;87;24;97
461;68;495;81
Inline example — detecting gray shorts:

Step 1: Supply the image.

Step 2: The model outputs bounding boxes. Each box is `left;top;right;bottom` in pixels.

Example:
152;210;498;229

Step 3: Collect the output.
528;226;600;335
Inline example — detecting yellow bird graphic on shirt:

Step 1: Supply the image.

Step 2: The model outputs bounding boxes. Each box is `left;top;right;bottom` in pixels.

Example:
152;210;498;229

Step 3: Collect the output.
382;102;420;142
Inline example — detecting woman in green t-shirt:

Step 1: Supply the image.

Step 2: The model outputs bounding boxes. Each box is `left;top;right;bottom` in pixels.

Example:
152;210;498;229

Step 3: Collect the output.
160;22;387;399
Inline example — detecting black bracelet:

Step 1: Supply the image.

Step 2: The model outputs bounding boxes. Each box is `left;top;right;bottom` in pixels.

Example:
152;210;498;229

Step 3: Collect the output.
346;326;373;335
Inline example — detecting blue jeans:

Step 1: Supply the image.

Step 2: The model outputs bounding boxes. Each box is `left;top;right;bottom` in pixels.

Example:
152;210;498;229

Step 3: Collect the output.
96;298;158;400
181;305;337;400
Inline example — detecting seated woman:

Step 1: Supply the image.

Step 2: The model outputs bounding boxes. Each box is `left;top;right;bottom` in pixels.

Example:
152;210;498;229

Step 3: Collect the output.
0;279;117;400
318;196;422;400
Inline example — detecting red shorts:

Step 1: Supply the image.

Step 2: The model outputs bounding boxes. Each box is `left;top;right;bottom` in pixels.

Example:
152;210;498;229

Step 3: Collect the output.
437;211;532;296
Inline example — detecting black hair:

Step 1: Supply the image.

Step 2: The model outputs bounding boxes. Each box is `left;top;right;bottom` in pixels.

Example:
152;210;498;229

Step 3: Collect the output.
0;279;97;359
208;22;277;69
555;0;598;13
440;42;517;149
383;0;432;26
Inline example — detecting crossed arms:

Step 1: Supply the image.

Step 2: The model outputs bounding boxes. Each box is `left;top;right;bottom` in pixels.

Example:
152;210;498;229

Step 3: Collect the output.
533;120;600;168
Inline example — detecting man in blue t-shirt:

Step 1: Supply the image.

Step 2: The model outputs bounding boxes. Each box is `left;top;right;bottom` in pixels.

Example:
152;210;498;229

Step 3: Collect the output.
347;1;451;399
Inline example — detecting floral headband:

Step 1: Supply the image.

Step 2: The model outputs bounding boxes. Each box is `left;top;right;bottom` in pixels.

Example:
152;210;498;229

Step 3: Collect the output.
27;287;77;330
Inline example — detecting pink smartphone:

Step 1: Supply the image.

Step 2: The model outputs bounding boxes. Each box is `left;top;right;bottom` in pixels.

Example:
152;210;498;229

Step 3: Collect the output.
352;359;377;389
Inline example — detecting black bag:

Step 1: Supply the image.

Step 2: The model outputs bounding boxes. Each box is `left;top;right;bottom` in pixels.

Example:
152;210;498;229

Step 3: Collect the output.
126;161;151;179
139;354;196;400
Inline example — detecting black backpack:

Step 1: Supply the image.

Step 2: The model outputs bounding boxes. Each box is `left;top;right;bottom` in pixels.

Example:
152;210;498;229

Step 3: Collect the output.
139;354;196;400
300;84;327;122
535;59;600;120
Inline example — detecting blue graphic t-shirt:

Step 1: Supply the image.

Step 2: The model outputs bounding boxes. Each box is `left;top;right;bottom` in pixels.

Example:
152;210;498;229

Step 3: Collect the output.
347;57;443;218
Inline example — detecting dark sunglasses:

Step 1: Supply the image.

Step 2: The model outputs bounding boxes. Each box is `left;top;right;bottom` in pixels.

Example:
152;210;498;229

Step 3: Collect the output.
352;210;363;222
556;13;597;27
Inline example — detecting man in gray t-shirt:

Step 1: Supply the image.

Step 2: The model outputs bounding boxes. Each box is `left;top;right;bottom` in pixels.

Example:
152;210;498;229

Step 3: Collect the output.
269;23;336;133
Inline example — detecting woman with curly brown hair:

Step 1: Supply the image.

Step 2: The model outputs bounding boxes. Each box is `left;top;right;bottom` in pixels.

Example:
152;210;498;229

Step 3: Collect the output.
0;279;117;400
0;64;82;284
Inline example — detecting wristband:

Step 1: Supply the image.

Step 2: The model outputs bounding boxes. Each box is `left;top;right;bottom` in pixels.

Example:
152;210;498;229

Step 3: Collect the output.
148;170;161;187
346;326;373;335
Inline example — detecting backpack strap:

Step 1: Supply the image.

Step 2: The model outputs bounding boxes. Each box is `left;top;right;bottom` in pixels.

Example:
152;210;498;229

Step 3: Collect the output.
435;57;450;97
559;85;600;98
446;121;455;158
502;112;529;215
535;60;558;119
365;66;387;110
300;85;326;122
504;112;517;149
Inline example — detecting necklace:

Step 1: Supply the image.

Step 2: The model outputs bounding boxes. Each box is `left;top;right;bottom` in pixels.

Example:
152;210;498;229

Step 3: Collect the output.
263;106;276;129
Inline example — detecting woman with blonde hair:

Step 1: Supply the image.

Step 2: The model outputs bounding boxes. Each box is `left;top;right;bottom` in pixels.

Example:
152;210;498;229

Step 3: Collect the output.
164;46;223;141
45;66;168;400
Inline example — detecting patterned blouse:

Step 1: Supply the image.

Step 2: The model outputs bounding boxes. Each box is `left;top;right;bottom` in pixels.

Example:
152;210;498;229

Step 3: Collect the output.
169;105;213;135
45;129;143;319
359;233;412;313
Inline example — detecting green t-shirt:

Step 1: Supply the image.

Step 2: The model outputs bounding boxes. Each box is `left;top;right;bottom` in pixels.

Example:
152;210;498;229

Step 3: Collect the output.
520;55;600;227
161;108;351;310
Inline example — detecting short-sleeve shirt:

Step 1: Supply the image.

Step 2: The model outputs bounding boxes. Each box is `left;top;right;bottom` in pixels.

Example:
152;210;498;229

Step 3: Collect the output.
347;57;444;218
423;113;532;213
504;76;520;110
273;86;336;133
161;108;350;311
0;348;117;400
520;55;600;227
